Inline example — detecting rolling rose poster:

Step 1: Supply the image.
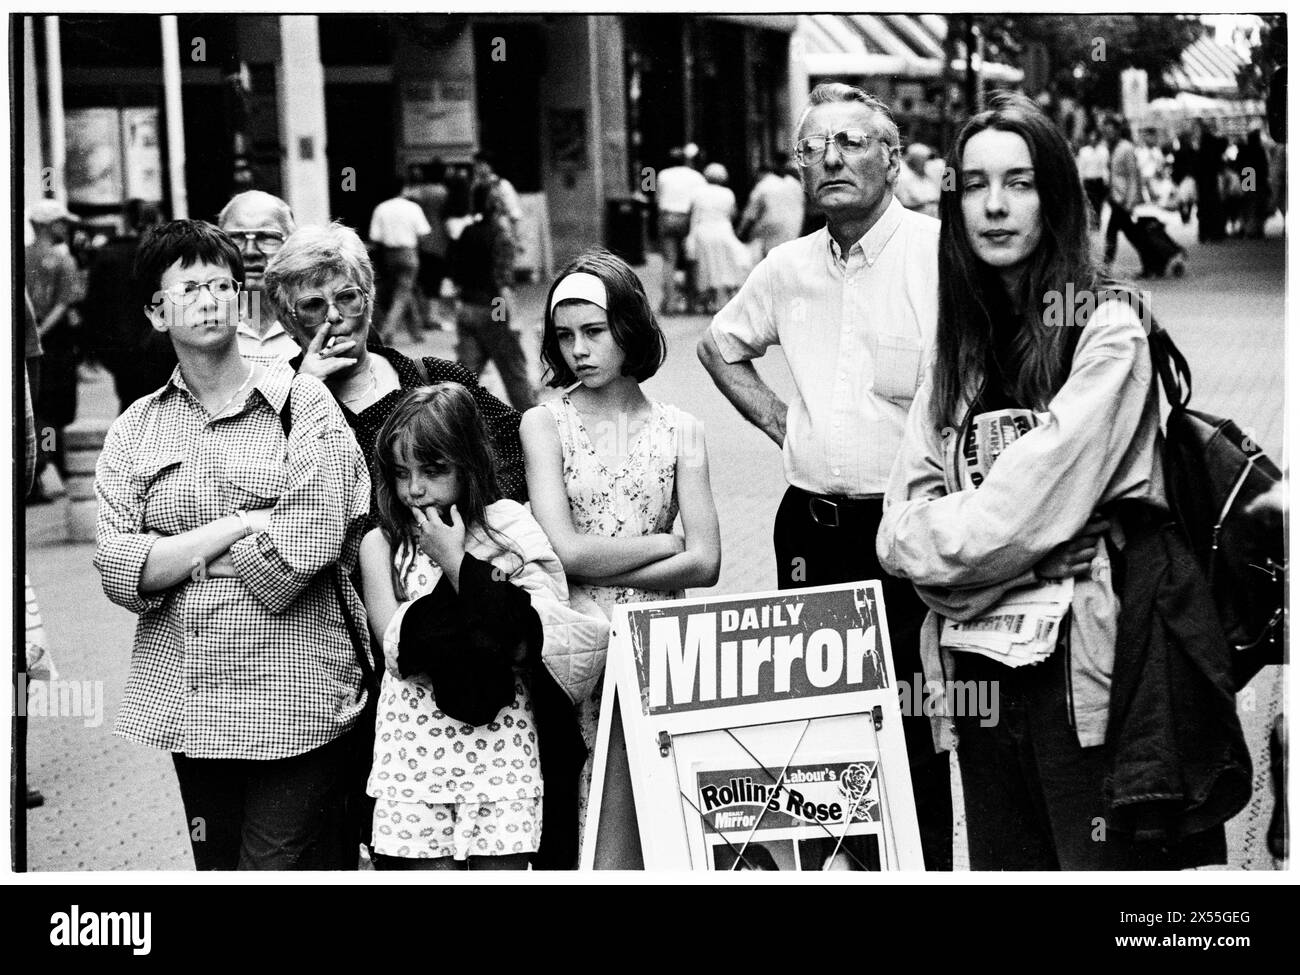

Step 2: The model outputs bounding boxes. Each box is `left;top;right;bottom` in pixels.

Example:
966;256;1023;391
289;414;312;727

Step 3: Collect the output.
625;586;891;716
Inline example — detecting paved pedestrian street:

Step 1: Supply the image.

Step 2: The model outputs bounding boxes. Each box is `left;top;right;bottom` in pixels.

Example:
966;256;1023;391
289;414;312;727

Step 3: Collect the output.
22;213;1286;872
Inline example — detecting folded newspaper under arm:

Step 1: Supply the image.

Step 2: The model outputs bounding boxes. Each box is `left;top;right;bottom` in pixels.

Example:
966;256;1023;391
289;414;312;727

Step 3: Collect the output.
940;408;1072;666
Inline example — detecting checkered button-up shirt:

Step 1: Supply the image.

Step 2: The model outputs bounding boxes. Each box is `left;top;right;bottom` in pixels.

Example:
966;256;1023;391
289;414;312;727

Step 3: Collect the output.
94;360;373;760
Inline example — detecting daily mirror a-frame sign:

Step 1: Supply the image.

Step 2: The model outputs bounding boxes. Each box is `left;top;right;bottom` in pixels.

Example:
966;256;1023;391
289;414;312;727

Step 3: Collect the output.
583;581;924;871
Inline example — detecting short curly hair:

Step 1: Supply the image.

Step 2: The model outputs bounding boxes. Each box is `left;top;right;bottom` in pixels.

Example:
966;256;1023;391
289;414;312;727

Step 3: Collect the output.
262;221;374;326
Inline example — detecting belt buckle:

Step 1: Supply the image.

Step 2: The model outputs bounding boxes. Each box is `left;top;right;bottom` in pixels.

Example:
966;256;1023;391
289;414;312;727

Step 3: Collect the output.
809;495;840;529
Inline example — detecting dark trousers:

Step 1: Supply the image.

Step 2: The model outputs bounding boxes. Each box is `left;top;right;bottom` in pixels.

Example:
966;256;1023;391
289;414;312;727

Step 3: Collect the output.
1083;179;1107;225
953;652;1178;870
773;486;953;871
1103;199;1142;265
171;734;356;871
455;302;536;411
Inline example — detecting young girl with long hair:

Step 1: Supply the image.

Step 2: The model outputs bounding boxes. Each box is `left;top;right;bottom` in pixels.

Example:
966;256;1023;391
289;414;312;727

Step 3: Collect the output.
520;248;721;867
358;383;581;870
876;92;1178;870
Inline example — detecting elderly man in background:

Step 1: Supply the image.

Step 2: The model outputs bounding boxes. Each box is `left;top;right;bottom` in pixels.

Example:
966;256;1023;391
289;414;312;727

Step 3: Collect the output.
655;146;707;314
218;190;300;360
698;82;951;871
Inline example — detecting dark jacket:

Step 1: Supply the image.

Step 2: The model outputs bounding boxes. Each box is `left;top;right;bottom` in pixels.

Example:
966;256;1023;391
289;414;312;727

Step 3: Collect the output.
394;551;586;870
1103;503;1252;863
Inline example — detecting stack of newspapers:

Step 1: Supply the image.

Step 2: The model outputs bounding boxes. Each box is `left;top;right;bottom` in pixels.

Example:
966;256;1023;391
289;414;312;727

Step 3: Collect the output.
940;407;1073;666
940;579;1074;665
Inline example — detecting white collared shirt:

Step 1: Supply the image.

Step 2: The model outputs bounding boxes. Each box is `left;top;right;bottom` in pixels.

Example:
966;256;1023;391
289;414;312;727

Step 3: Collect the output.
236;318;301;361
709;197;939;496
369;197;432;249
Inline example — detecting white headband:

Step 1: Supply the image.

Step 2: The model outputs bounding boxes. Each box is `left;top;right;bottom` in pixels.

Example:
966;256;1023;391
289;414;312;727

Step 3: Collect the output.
550;272;608;313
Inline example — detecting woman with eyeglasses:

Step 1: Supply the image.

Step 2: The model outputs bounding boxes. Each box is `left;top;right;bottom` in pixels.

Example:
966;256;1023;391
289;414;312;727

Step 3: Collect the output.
93;220;373;870
264;222;527;515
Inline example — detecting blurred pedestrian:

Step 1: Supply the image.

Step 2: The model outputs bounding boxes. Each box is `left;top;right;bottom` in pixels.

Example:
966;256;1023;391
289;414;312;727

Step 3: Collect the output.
26;199;84;500
1237;130;1271;238
1102;114;1144;271
685;162;753;314
1171;128;1197;224
370;175;432;343
218;190;300;360
1194;119;1229;242
447;181;536;411
895;143;941;218
738;152;806;260
472;149;524;248
93;219;372;870
1076;127;1110;225
654;146;706;314
83;199;178;414
405;158;453;328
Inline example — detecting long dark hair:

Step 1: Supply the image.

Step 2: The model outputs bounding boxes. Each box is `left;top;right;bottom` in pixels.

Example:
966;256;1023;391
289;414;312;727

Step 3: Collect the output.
373;384;511;559
933;91;1101;427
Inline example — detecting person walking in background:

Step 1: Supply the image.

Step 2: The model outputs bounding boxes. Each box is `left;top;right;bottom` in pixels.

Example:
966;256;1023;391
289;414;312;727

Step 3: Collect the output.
1076;127;1110;226
447;181;536;411
369;175;432;343
1171;127;1198;225
698;82;951;871
83;199;178;414
1194;118;1229;242
1239;129;1272;239
1102;114;1144;271
218;190;300;361
894;143;942;219
654;146;706;314
738;152;806;261
26;199;85;501
472;150;524;249
685;163;754;314
406;158;453;329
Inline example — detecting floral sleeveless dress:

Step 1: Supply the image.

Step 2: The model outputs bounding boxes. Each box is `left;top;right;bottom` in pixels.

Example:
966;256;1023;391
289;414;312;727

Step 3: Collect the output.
541;392;682;837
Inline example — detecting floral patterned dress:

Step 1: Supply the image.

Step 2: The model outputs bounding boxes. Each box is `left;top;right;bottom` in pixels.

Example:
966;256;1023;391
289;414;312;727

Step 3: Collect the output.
541;392;682;841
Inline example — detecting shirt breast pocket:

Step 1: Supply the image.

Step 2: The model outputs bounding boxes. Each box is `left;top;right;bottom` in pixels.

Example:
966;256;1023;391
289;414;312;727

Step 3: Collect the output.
223;454;288;509
139;455;186;534
873;333;925;405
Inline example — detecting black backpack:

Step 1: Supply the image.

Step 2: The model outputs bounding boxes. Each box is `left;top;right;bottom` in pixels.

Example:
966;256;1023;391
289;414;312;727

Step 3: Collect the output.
1147;325;1286;690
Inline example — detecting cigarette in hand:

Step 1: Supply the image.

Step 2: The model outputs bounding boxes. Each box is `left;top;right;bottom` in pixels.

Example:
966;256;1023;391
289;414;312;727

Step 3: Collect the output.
326;336;338;349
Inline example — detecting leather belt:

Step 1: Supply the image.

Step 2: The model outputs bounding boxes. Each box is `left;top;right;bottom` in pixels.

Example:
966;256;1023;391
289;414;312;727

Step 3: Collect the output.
797;488;885;529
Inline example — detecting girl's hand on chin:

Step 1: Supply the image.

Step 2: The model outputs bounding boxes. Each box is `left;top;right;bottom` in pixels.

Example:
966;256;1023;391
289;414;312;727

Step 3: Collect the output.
412;503;467;571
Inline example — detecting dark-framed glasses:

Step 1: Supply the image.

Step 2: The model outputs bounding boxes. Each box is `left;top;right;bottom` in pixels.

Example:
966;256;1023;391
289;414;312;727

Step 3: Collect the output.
292;287;368;324
226;229;286;256
161;277;241;306
794;129;887;167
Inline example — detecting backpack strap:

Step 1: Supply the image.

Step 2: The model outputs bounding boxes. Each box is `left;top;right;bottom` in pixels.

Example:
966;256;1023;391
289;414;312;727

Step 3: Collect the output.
413;356;432;386
278;384;379;695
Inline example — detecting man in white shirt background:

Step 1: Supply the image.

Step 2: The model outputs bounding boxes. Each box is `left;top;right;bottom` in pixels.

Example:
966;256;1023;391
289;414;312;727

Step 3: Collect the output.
369;175;433;343
218;190;300;361
698;82;951;871
654;146;707;314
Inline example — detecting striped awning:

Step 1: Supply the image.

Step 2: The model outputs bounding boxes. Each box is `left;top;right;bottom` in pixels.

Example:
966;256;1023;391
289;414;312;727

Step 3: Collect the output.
794;14;1023;84
1164;34;1247;97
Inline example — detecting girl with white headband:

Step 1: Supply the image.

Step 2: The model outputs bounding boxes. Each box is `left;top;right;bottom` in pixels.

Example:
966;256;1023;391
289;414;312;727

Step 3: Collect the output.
520;249;722;867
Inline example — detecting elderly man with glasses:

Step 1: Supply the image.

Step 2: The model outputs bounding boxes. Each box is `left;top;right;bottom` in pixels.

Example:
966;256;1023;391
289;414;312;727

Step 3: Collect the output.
218;190;301;361
698;82;951;871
